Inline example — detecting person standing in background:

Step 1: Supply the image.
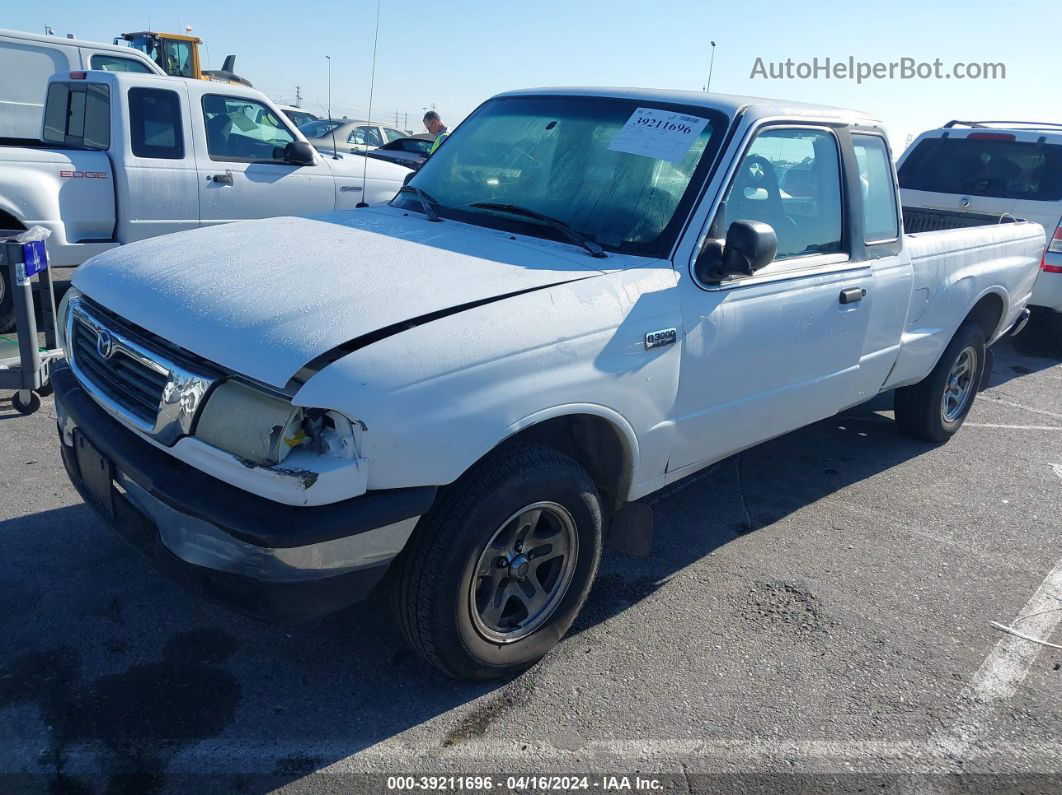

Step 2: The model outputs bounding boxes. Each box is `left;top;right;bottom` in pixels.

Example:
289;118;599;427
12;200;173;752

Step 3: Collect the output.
423;111;449;154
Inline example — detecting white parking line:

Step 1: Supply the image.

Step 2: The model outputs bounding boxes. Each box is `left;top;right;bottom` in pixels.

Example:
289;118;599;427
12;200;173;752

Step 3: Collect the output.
965;422;1062;430
3;737;1056;776
984;397;1062;422
937;556;1062;758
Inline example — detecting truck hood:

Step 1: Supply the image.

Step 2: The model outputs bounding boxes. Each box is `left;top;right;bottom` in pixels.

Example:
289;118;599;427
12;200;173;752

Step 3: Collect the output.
73;208;612;388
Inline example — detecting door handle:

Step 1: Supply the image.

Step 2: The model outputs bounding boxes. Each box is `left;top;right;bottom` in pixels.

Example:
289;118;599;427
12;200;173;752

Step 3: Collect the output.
209;172;233;186
839;288;866;305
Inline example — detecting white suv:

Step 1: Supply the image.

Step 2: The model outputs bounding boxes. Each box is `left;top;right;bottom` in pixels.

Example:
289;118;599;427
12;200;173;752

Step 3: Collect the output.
899;121;1062;337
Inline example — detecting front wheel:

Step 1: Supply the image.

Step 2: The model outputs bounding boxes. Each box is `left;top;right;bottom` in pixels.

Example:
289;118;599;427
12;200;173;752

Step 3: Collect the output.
391;443;603;680
894;321;986;442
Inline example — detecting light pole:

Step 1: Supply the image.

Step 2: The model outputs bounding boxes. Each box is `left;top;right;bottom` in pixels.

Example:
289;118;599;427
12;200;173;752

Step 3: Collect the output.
325;55;331;116
325;55;338;159
706;41;717;92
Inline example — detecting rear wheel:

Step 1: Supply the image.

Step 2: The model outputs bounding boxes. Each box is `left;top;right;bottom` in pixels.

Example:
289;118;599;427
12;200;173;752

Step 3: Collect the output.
391;443;603;680
894;322;986;442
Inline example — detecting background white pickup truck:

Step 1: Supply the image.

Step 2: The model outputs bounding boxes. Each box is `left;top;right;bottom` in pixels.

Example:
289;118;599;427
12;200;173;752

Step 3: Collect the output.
53;88;1043;680
0;70;411;329
0;28;164;140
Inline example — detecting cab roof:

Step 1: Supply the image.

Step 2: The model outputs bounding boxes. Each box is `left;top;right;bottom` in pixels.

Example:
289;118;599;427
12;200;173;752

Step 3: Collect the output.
495;86;882;127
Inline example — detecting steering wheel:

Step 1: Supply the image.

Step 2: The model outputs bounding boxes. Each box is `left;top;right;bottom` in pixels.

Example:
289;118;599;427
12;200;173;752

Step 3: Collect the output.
734;154;781;203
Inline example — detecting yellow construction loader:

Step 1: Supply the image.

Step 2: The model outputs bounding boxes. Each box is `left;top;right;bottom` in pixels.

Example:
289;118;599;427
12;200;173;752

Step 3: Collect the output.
117;31;252;86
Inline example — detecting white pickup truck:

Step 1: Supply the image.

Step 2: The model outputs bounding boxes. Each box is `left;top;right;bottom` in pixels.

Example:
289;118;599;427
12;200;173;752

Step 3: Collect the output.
0;70;411;329
52;88;1043;680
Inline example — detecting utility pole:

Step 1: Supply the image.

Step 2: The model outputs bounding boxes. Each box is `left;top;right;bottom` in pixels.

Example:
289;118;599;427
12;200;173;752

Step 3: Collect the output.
295;85;303;108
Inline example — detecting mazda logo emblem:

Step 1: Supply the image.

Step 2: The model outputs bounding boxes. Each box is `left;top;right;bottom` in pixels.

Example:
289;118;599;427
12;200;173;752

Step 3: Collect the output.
960;197;971;208
96;330;114;359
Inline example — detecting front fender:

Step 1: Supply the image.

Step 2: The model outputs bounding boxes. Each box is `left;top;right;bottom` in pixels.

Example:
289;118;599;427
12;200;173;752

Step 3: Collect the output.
292;266;682;499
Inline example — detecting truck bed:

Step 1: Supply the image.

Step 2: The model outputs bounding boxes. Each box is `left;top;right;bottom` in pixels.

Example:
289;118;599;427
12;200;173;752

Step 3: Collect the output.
0;143;116;265
884;222;1045;389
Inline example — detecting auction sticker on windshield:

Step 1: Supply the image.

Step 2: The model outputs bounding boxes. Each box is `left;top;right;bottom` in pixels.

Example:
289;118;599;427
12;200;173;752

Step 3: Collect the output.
607;107;710;164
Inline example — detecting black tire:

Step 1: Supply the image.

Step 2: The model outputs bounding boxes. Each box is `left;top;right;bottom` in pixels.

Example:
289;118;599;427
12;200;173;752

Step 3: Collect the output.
894;321;986;442
12;391;41;416
391;443;603;680
0;266;13;334
0;216;24;333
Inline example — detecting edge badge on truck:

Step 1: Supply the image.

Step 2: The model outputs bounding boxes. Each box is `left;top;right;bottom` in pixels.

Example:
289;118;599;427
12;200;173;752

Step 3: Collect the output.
644;328;677;350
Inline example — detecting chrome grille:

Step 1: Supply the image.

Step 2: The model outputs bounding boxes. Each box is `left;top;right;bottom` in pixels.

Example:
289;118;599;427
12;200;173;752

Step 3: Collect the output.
66;297;219;444
72;319;167;423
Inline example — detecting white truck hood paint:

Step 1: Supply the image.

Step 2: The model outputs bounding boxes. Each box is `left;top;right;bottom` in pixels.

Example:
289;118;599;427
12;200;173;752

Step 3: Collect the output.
72;208;614;388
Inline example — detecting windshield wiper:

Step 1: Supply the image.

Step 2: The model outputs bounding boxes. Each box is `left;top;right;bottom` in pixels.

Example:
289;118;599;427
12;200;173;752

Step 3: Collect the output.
398;185;441;222
468;202;607;258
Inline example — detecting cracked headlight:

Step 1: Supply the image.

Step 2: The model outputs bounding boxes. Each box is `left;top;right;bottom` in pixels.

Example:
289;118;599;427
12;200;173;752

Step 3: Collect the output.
195;380;308;466
196;380;359;467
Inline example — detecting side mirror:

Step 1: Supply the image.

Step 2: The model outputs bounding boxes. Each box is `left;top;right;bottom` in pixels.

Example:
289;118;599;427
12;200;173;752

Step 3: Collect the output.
284;140;316;166
694;220;777;283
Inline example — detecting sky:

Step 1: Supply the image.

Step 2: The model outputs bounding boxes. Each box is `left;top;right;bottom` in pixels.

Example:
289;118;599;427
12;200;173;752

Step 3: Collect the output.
8;0;1061;148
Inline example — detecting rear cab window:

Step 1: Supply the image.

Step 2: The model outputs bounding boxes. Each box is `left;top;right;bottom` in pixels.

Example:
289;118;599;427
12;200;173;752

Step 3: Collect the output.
852;134;899;242
128;87;184;159
899;136;1062;201
42;81;110;149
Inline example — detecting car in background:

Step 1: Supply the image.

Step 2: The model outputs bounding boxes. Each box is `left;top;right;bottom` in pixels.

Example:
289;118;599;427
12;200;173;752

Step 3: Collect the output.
898;121;1062;342
366;134;434;169
276;104;318;129
299;118;408;154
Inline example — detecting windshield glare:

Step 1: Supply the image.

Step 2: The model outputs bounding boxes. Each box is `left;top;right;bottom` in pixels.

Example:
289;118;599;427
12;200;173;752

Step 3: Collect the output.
397;96;726;257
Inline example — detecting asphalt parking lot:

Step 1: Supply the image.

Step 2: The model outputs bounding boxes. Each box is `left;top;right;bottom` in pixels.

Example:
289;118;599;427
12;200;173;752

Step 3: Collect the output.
0;327;1059;793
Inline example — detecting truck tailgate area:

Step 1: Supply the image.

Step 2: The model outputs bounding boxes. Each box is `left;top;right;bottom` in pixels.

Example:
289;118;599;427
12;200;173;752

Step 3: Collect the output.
0;145;115;263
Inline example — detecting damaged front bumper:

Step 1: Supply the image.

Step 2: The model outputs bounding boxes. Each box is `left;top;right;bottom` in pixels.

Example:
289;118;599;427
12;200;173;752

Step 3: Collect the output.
52;364;437;623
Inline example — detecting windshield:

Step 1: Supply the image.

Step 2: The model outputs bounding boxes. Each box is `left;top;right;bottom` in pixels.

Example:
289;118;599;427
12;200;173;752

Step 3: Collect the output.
899;137;1062;201
300;120;342;139
284;110;317;128
395;95;727;257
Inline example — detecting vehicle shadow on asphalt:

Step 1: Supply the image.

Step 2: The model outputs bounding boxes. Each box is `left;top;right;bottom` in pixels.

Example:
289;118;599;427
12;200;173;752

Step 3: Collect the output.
0;396;940;791
989;324;1060;388
569;390;930;635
